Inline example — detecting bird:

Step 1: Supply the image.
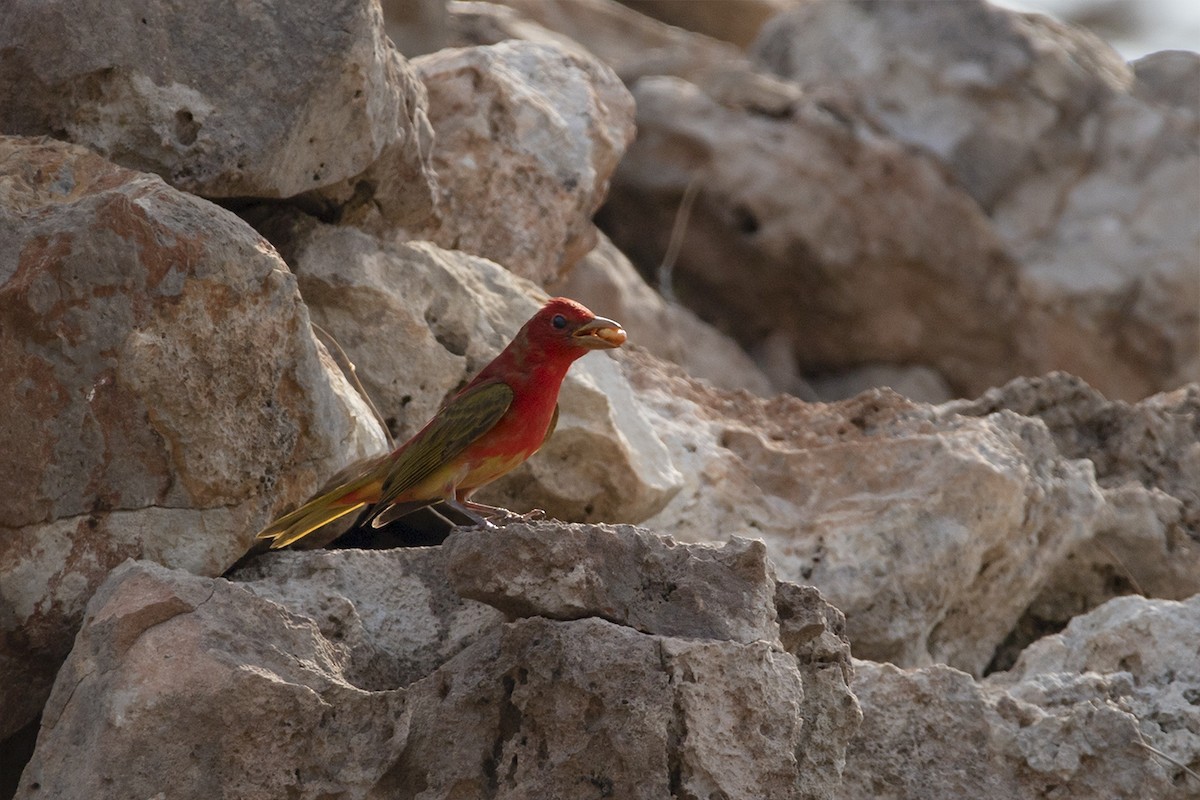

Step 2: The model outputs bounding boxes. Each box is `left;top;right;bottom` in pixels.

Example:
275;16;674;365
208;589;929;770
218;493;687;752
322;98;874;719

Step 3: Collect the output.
256;297;626;549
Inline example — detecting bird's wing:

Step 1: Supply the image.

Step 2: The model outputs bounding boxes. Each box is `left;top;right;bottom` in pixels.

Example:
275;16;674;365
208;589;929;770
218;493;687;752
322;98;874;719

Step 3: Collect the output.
366;380;514;528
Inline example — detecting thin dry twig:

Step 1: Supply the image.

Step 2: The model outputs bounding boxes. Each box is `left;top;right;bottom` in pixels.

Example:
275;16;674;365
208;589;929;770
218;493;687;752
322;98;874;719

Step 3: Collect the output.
1093;537;1146;597
311;321;395;450
658;170;705;304
1134;730;1200;783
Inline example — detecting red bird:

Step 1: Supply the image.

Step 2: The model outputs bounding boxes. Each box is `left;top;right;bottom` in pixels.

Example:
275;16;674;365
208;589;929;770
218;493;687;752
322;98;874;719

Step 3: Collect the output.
257;297;626;549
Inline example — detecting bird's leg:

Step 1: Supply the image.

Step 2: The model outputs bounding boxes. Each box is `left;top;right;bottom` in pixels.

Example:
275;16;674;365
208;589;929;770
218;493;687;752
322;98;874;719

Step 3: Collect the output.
452;497;546;524
440;498;500;529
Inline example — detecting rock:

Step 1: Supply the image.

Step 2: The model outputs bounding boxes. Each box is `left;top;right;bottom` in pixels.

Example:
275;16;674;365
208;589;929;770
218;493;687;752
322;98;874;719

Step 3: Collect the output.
254;212;683;526
775;582;860;791
946;373;1200;665
296;49;437;231
753;0;1132;209
552;230;776;395
15;561;408;799
227;546;505;689
444;521;780;643
404;39;635;285
841;594;1200;799
620;0;793;49
0;138;384;741
623;350;1104;675
18;523;861;800
1132;50;1200;113
809;363;955;404
753;0;1200;400
462;0;745;83
380;0;450;57
0;0;434;202
600;73;1035;398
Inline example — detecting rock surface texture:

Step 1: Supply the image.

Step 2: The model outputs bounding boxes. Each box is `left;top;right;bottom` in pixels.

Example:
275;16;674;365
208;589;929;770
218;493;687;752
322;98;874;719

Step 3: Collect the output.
0;0;436;206
3;0;1199;796
840;594;1200;799
17;524;861;800
0;137;384;742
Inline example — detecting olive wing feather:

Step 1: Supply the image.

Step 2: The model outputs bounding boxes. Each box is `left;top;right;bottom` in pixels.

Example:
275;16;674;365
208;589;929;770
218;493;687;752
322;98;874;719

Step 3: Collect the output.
366;381;514;527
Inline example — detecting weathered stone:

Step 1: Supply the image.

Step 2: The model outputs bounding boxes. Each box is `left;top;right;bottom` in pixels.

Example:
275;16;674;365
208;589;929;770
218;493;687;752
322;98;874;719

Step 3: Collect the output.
405;39;635;285
257;212;682;526
1133;49;1200;113
775;581;861;798
947;373;1200;662
0;137;384;740
601;73;1034;398
444;521;780;643
840;593;1200;799
624;350;1103;675
15;561;408;800
228;547;505;689
297;50;437;231
753;0;1199;400
0;0;431;201
17;526;860;800
621;0;793;49
462;0;745;83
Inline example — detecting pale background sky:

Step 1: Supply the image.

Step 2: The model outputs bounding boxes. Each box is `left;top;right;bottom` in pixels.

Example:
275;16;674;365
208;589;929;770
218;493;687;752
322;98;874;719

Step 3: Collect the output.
993;0;1200;59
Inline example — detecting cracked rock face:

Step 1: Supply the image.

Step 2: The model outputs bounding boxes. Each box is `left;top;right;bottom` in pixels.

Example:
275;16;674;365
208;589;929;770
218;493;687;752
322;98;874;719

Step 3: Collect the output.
841;593;1200;800
17;523;861;799
0;0;433;202
0;137;385;741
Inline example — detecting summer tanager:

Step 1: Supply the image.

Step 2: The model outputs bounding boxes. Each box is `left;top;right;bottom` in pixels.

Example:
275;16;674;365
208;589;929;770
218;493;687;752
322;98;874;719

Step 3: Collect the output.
256;297;626;549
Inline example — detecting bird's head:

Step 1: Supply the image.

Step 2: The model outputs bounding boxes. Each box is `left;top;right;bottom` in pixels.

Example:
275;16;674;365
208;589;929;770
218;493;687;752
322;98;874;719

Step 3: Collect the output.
526;297;627;355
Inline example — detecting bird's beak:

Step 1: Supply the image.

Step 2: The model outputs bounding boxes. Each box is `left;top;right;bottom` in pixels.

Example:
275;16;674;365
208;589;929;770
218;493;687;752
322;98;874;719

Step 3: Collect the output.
571;316;627;349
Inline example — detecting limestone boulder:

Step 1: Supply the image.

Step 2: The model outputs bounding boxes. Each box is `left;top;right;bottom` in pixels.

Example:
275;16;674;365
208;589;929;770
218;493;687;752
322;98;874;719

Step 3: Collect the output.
404;39;635;285
601;73;1034;398
17;522;861;800
0;138;385;741
0;0;434;204
947;373;1200;664
457;0;744;83
752;0;1199;399
15;561;408;799
624;351;1104;675
840;593;1200;799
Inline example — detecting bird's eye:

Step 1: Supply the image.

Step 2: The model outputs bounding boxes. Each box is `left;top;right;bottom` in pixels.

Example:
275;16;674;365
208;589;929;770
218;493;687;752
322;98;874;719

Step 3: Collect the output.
551;314;568;329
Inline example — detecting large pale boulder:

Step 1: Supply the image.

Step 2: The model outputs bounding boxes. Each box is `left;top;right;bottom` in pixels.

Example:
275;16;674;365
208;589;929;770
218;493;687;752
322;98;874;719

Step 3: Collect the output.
404;39;635;285
0;137;385;741
753;0;1199;399
257;211;682;524
840;594;1200;799
14;561;408;799
18;523;861;799
602;73;1035;397
0;0;434;204
625;351;1104;675
947;373;1200;664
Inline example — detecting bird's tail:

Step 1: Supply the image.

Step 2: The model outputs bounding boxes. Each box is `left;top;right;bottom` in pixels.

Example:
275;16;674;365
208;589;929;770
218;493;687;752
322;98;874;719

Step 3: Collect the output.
256;459;387;549
255;492;367;550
